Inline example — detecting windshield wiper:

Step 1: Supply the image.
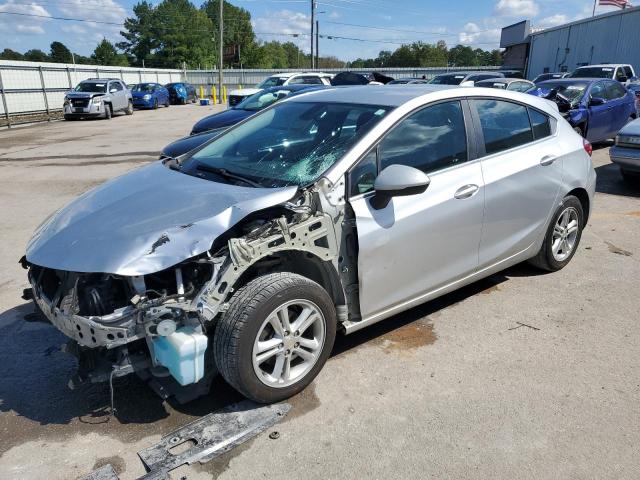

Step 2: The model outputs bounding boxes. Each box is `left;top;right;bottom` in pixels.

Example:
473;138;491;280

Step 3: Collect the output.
196;164;261;187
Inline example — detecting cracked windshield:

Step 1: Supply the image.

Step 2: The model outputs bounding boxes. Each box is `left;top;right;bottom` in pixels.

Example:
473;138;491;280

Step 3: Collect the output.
184;101;392;187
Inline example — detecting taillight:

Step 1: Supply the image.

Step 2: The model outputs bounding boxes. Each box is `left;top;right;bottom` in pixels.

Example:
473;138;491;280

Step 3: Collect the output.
583;138;593;157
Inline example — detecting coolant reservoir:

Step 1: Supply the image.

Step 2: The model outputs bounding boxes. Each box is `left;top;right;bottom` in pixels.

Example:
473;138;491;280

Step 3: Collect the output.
152;326;208;386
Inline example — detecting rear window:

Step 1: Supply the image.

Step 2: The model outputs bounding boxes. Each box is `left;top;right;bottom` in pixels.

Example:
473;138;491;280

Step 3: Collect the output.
529;109;552;140
430;74;466;85
473;99;534;155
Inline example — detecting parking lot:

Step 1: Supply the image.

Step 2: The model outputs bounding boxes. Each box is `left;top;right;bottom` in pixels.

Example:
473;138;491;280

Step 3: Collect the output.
0;104;639;479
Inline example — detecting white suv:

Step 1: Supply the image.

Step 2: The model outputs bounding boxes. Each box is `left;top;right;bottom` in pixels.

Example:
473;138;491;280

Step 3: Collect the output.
227;72;333;106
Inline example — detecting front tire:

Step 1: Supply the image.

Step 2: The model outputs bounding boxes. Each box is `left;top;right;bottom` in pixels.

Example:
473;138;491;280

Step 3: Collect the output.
529;195;584;272
103;103;112;120
214;272;336;403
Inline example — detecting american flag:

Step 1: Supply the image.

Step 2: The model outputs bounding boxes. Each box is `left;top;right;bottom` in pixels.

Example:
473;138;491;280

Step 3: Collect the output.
599;0;632;7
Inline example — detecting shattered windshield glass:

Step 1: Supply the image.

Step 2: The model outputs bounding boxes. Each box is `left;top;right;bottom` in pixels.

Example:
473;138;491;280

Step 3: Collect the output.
538;82;588;107
182;102;392;188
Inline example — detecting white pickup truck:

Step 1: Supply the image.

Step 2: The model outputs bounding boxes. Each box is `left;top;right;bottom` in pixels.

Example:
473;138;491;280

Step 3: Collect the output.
567;64;637;85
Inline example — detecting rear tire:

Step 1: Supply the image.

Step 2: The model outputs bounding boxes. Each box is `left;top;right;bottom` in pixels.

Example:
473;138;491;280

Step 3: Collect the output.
214;272;337;404
125;100;134;115
528;195;584;272
164;98;170;107
153;98;158;110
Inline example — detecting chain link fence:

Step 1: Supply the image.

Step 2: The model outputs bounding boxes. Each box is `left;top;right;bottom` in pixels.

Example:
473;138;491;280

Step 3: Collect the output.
0;60;502;128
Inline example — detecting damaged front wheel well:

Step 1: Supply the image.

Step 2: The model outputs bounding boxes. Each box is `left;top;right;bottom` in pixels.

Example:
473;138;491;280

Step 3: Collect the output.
231;250;346;309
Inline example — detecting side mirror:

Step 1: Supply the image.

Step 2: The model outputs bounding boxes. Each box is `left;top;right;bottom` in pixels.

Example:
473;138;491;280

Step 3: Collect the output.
109;88;118;93
460;80;475;87
590;97;606;106
371;164;430;210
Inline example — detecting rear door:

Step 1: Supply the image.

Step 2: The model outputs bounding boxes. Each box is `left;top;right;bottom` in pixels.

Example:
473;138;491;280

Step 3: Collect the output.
604;81;633;134
471;98;562;268
349;99;485;318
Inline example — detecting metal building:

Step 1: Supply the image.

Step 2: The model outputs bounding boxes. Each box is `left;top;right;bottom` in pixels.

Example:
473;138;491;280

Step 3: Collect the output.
501;6;640;79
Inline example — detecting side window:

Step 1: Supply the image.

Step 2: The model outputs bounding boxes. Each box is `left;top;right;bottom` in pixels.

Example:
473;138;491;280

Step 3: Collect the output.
288;76;305;85
615;68;626;81
529;109;552;140
302;76;323;85
112;81;123;91
473;99;534;155
349;150;378;196
379;100;468;174
510;82;533;92
590;82;606;100
605;82;627;100
623;66;633;79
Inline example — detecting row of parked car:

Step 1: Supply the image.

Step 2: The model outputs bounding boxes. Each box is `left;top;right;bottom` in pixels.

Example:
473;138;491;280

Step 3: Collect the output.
63;78;197;120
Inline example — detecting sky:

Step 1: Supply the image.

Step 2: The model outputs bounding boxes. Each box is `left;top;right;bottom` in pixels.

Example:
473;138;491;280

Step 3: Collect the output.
0;0;630;60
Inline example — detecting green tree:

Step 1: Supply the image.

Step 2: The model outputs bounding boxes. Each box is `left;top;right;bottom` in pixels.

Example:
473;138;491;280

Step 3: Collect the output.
118;1;158;66
0;48;23;60
253;41;288;69
153;0;215;68
23;49;50;62
49;41;73;63
201;0;257;67
92;39;129;66
448;45;479;67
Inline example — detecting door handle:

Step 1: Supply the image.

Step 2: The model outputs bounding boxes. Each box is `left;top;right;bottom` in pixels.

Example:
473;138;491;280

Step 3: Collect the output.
454;184;479;199
540;155;557;166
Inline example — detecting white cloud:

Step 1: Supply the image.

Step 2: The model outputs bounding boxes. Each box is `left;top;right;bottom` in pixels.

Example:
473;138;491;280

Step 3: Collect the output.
537;14;568;28
61;24;87;34
0;0;51;35
253;9;311;51
459;22;501;47
495;0;539;17
55;0;127;26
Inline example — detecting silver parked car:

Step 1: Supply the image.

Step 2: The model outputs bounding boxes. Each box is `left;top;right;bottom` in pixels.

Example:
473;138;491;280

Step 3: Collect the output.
610;117;640;183
24;86;596;403
64;78;133;120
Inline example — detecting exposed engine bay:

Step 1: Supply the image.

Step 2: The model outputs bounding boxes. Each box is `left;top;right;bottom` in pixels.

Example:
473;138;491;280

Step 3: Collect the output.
23;187;359;398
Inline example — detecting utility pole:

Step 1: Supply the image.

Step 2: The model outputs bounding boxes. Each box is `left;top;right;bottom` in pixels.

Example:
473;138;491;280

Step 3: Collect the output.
316;20;319;69
218;0;224;103
310;0;315;69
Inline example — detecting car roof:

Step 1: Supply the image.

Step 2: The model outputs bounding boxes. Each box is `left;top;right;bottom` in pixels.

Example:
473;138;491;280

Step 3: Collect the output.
538;78;608;85
288;84;480;107
478;78;530;83
577;64;630;68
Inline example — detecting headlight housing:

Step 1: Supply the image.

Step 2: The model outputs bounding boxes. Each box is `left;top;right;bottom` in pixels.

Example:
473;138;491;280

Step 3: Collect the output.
143;94;151;100
92;96;102;104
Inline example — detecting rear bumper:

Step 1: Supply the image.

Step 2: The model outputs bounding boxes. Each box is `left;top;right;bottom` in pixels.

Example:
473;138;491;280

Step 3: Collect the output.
610;145;640;172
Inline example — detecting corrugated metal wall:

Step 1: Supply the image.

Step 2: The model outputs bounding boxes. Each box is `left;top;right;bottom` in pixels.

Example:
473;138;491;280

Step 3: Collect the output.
527;7;640;79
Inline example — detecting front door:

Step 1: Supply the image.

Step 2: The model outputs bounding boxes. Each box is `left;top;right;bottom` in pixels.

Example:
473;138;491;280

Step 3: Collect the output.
586;81;613;142
349;100;485;319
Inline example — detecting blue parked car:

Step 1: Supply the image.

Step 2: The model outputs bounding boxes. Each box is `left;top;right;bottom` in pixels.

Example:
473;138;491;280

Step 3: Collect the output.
131;83;170;109
166;82;197;105
162;85;327;158
528;78;637;142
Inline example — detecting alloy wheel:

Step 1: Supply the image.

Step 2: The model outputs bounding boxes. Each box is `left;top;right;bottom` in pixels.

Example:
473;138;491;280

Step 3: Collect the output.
252;299;326;388
552;207;579;262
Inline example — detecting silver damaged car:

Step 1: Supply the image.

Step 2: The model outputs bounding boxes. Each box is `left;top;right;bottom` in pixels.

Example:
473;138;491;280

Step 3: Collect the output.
23;85;597;403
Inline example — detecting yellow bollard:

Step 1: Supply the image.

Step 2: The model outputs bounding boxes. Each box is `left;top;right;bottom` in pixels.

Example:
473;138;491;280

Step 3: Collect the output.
239;84;243;90
199;85;204;99
211;86;217;104
223;86;227;104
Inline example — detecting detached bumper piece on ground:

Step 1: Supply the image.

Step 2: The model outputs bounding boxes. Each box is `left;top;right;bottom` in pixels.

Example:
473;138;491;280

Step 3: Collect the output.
80;401;291;480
